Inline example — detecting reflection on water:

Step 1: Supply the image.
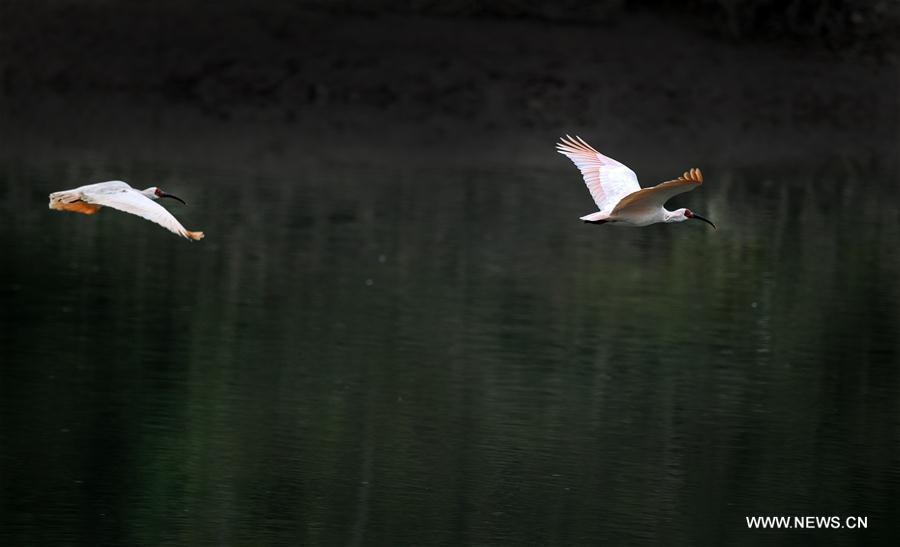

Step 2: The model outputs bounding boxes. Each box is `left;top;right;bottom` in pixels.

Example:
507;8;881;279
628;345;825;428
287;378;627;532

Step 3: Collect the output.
1;155;899;545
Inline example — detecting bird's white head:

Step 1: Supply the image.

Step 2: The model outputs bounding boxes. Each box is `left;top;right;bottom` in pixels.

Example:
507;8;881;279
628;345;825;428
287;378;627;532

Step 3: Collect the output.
142;187;186;205
667;208;716;229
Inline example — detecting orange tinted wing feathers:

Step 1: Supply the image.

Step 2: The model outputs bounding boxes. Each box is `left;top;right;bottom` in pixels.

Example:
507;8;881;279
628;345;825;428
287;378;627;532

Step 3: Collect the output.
612;168;703;213
55;201;102;215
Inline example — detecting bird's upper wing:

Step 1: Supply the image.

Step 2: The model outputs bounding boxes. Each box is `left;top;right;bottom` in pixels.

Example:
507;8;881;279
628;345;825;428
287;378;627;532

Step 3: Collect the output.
82;187;194;239
611;168;703;214
556;135;641;213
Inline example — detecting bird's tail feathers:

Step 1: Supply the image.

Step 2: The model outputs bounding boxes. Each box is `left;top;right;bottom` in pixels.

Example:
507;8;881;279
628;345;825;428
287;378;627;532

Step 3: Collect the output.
579;211;609;222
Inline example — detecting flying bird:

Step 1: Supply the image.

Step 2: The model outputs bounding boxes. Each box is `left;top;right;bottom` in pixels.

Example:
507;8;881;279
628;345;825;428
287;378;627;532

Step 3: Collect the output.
557;135;716;229
48;180;205;240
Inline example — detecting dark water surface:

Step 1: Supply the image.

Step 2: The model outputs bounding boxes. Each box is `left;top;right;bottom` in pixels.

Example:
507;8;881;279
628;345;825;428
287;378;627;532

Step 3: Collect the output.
2;154;899;545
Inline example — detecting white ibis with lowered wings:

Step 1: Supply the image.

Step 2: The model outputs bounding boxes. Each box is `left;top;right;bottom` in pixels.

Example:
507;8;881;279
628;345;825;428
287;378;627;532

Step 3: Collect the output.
49;181;204;240
557;135;716;229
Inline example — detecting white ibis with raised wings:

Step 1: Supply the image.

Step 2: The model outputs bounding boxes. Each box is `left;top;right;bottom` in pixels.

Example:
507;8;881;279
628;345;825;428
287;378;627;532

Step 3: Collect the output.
557;135;715;229
48;181;205;240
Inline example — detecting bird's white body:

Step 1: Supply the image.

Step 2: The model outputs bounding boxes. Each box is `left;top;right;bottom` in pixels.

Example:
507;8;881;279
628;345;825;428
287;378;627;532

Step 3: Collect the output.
557;136;714;229
48;180;204;240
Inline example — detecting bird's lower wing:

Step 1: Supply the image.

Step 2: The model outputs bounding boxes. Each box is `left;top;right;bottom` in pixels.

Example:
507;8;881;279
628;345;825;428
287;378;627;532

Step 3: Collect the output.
611;168;703;214
82;189;198;239
556;135;641;213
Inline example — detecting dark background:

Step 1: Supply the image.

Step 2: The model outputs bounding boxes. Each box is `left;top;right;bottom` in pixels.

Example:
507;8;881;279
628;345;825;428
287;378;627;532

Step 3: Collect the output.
2;0;898;168
2;1;899;545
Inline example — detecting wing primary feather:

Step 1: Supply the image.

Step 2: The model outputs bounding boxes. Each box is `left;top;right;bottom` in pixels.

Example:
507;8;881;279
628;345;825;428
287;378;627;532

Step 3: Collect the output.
575;135;595;151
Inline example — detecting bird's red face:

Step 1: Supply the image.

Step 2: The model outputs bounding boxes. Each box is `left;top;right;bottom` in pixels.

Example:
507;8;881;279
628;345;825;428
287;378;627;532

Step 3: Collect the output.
154;187;187;205
684;208;716;229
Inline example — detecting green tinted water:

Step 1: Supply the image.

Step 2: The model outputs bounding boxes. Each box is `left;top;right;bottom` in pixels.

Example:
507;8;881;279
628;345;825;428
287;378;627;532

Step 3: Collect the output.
1;156;899;545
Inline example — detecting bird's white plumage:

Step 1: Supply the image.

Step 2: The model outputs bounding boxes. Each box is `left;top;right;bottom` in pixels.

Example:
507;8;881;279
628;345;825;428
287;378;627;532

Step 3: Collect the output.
75;180;131;194
557;136;714;229
49;180;203;240
556;135;640;214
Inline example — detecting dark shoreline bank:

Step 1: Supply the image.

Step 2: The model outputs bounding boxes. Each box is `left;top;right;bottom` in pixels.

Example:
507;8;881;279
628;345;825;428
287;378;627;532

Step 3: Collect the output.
2;6;897;172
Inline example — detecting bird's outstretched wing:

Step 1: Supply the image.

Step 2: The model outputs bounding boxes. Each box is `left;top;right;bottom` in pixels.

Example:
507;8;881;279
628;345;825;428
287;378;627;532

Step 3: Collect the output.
612;168;703;214
556;135;641;213
82;187;202;240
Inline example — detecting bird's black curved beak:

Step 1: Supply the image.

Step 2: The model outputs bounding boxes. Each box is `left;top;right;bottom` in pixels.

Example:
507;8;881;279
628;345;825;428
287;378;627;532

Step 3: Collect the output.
159;192;187;205
691;213;716;230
